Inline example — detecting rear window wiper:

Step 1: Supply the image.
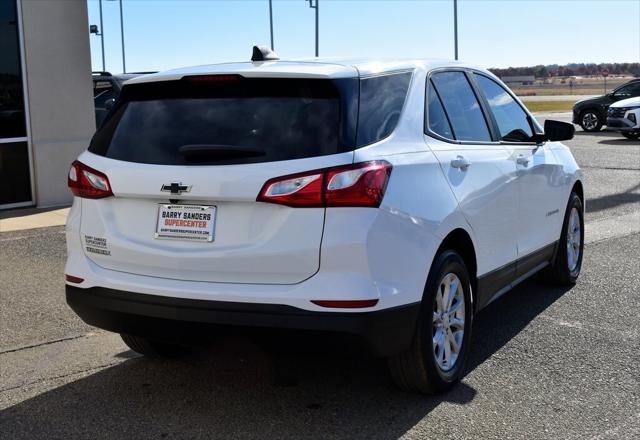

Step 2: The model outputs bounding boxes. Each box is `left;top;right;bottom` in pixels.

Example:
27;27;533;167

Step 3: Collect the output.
178;144;265;161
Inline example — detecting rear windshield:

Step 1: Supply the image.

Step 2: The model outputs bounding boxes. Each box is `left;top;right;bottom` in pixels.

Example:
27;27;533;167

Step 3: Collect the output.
89;77;358;165
89;71;413;165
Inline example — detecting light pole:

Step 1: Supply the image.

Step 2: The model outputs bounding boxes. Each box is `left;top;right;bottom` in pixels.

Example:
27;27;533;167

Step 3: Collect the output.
99;0;105;70
89;24;104;71
119;0;126;73
269;0;274;50
453;0;458;60
106;0;126;73
306;0;319;57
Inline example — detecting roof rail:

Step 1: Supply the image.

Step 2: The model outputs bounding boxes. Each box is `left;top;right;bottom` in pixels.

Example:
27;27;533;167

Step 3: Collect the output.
127;71;158;75
92;71;112;76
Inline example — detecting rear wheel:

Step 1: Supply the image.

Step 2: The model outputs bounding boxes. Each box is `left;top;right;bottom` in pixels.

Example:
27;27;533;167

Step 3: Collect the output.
622;131;639;140
120;334;189;358
579;110;602;132
541;192;584;285
388;250;473;394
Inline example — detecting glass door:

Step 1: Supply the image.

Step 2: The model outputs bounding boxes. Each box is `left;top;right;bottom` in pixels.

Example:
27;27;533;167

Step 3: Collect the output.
1;0;33;208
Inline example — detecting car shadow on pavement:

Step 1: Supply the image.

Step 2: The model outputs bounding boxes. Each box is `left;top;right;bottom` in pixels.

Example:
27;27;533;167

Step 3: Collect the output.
597;138;639;146
0;279;571;439
465;278;571;375
585;182;640;213
573;130;616;138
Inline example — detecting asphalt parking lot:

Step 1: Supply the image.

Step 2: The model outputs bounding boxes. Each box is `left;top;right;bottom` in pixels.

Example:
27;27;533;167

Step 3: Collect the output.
1;116;639;439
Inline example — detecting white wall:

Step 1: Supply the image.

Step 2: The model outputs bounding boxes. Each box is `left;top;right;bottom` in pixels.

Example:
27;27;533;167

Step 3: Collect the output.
20;0;95;207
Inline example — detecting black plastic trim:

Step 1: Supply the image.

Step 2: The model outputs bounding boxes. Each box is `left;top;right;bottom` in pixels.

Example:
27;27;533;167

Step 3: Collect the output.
66;286;421;357
476;241;557;311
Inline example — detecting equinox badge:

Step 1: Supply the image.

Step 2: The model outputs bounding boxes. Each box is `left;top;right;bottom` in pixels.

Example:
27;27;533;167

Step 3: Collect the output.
161;183;191;195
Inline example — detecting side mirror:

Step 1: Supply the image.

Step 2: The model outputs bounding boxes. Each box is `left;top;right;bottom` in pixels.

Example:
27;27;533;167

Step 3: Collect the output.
544;119;574;142
104;98;116;111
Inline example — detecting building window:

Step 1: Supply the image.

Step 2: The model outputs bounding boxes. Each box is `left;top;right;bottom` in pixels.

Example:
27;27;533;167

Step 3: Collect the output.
1;0;32;206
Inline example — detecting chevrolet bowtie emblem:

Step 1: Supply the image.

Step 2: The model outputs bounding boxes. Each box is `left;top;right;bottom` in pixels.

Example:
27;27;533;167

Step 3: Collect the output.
161;183;192;195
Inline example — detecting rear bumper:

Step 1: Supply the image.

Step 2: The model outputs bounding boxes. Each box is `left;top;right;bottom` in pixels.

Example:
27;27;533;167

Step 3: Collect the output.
66;285;421;357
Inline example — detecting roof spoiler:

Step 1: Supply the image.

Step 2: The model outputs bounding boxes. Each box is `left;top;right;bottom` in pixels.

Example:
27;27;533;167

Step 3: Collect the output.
251;46;279;62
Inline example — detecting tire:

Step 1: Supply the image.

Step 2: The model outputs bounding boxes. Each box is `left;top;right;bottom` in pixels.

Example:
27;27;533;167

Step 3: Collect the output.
622;131;639;140
120;334;188;358
388;250;473;394
579;110;602;132
541;192;584;286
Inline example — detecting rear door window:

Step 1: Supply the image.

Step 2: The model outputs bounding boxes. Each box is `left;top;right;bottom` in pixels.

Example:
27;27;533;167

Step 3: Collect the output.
89;77;357;165
430;71;491;142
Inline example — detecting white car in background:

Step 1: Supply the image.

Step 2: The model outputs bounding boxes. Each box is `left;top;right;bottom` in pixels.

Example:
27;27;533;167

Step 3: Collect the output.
65;48;584;394
607;96;640;140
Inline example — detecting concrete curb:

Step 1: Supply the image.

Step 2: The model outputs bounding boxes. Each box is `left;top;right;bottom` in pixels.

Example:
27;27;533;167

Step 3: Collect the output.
0;207;70;233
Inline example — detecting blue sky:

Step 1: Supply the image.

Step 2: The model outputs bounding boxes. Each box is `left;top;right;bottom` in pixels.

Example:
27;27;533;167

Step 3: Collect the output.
87;0;640;73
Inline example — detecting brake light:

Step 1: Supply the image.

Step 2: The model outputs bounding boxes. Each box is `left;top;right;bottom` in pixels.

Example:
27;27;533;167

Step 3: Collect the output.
68;160;113;199
183;74;242;82
257;161;392;208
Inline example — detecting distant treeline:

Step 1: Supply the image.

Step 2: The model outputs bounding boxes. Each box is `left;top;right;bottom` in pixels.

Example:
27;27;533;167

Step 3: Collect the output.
489;63;640;78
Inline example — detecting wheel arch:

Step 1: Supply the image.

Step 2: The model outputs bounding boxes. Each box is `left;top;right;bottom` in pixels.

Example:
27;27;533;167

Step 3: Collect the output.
571;179;585;212
435;228;478;310
572;179;584;201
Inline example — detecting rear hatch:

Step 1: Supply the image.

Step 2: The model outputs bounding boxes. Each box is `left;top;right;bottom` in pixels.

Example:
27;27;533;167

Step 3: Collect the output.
79;73;359;284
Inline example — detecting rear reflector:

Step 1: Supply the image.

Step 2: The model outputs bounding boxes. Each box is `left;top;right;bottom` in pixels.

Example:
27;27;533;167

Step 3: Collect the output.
65;274;84;284
311;299;379;308
257;161;392;208
68;160;113;199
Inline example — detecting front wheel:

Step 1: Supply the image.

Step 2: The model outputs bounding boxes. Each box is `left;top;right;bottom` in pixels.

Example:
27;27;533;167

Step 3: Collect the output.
388;250;473;394
579;110;602;132
622;131;639;140
542;192;584;285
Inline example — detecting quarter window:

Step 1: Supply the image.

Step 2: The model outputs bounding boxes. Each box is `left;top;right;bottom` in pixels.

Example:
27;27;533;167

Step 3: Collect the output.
474;74;534;143
357;72;412;146
430;72;491;142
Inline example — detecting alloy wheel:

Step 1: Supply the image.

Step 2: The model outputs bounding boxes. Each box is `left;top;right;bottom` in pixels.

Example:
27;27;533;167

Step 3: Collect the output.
566;207;582;272
432;273;465;372
581;112;599;130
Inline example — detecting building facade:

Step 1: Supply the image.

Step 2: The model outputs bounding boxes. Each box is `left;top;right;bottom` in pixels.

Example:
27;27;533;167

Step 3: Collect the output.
1;0;94;209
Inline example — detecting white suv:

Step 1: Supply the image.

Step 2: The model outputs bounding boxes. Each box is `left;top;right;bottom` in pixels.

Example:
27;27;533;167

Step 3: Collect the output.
607;96;640;140
65;50;584;394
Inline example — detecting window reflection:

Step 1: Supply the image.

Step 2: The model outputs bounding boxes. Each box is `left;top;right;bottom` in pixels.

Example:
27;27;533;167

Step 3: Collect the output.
0;0;27;138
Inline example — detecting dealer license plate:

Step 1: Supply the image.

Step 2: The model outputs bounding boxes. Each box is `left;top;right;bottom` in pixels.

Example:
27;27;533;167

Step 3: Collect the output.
155;204;216;242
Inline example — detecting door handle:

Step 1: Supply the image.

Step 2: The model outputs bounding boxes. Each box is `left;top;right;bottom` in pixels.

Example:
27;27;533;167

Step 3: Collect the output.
516;155;530;166
451;155;471;170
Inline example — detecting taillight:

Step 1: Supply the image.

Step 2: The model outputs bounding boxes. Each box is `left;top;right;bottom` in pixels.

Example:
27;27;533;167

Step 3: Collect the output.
68;160;113;199
257;161;392;208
